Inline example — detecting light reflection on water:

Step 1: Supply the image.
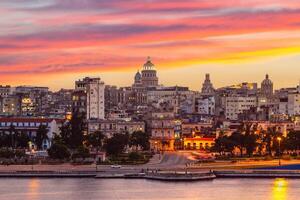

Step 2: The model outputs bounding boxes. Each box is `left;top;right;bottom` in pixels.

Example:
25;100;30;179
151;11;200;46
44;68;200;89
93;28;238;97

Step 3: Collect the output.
28;179;39;200
0;178;299;200
272;178;288;200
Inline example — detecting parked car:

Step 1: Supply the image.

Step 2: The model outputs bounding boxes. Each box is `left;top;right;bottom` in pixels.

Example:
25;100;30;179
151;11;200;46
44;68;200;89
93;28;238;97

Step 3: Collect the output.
110;164;122;169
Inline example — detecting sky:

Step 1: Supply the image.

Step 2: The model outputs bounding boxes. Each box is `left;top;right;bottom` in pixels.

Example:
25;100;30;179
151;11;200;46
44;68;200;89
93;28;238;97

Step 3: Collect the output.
1;0;300;91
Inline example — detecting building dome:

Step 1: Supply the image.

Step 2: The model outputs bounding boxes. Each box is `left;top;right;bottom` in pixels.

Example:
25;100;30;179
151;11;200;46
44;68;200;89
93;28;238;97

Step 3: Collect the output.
134;70;141;81
262;74;273;86
143;56;155;70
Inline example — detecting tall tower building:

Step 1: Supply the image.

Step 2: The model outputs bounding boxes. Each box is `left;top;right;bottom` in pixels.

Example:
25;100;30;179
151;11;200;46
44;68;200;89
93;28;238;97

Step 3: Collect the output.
74;77;105;120
201;74;215;95
261;74;273;98
141;57;158;87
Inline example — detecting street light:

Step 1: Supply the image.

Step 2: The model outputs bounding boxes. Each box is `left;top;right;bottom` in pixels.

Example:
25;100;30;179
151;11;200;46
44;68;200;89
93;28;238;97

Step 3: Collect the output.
277;137;282;166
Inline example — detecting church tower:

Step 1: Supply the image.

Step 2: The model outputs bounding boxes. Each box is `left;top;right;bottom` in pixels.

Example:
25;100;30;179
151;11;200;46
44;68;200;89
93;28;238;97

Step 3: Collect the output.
201;74;215;95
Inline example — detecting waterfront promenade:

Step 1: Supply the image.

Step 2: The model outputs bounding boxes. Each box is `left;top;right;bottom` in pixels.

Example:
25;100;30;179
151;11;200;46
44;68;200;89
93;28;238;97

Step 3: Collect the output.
1;151;300;171
1;152;300;179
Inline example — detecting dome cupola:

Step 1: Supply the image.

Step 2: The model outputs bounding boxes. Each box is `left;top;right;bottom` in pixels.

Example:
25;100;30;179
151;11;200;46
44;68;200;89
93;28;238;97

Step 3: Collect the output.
143;56;155;70
134;70;141;81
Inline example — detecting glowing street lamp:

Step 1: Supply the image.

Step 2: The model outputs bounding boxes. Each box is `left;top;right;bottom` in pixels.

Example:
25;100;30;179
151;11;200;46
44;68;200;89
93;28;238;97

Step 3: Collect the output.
277;137;282;166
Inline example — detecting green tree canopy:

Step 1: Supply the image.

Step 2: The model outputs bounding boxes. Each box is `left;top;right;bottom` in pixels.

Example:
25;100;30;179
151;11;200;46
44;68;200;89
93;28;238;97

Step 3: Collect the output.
129;131;150;151
35;125;48;150
104;133;129;156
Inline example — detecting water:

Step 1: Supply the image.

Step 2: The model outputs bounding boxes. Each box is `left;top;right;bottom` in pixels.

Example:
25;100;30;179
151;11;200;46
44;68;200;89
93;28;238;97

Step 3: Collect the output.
0;178;298;200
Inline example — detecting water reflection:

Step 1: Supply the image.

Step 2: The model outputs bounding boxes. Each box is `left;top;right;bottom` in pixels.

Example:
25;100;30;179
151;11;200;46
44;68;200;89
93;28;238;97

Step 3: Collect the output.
272;178;288;200
0;178;299;200
27;179;40;200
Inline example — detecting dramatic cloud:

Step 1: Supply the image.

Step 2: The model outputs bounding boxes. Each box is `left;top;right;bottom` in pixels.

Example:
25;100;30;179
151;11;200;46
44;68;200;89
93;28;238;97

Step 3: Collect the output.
1;0;300;89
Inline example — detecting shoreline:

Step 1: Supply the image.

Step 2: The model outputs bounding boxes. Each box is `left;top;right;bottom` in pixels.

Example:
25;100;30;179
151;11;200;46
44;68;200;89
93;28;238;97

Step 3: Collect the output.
0;169;300;180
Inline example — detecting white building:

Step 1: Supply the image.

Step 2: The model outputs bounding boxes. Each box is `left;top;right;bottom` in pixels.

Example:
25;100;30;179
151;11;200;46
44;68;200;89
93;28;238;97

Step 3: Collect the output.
195;96;215;115
288;92;300;116
75;77;105;120
225;96;257;120
278;97;288;115
88;119;145;138
0;117;63;149
86;78;105;120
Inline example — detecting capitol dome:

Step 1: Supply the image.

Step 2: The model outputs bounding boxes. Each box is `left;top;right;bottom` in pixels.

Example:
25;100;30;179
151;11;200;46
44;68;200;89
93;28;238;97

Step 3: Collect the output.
143;56;155;70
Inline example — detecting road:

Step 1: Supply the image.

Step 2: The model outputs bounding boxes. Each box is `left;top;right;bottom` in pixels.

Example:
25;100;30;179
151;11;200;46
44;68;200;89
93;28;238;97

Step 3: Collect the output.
144;151;195;169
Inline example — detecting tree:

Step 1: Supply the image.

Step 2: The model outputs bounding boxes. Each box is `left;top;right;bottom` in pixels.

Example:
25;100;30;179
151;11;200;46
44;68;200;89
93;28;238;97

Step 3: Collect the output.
0;148;14;158
212;135;234;155
244;133;258;157
8;125;17;148
230;131;246;157
0;132;10;148
48;143;70;160
69;111;85;149
58;111;86;149
285;131;300;152
104;133;129;156
264;127;282;156
243;123;258;157
72;146;90;159
35;125;49;150
85;130;105;152
129;131;150;151
59;122;72;146
15;131;30;149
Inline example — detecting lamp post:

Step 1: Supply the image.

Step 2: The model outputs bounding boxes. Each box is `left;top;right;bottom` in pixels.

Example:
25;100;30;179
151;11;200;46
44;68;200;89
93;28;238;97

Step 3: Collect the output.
277;137;282;166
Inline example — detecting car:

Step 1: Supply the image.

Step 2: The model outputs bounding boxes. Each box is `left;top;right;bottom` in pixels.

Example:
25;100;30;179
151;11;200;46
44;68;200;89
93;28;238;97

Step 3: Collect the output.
110;164;122;169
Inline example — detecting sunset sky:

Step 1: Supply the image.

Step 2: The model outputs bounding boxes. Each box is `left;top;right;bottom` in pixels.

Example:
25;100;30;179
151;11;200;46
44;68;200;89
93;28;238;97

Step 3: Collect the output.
1;0;300;91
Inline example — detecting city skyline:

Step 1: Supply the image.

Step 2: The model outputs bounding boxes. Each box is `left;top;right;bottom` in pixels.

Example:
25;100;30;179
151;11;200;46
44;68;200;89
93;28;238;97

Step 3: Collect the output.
1;0;300;90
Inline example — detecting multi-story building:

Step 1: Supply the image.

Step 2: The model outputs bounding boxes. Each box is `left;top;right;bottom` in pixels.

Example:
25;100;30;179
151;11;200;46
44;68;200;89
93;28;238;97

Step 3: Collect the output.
0;117;64;149
73;77;105;120
255;121;295;137
181;122;213;137
225;96;257;120
288;91;300;116
86;78;105;120
148;111;176;151
183;137;215;150
0;96;20;116
195;95;215;115
47;89;73;118
0;85;12;97
88;119;145;138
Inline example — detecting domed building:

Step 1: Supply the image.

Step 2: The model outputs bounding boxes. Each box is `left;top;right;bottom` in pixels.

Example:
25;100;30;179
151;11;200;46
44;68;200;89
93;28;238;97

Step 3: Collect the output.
133;70;142;87
141;57;158;87
261;74;273;98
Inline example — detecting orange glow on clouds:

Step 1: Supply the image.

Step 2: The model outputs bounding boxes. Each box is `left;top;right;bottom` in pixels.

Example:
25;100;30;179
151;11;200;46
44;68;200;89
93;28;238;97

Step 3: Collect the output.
0;0;300;90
